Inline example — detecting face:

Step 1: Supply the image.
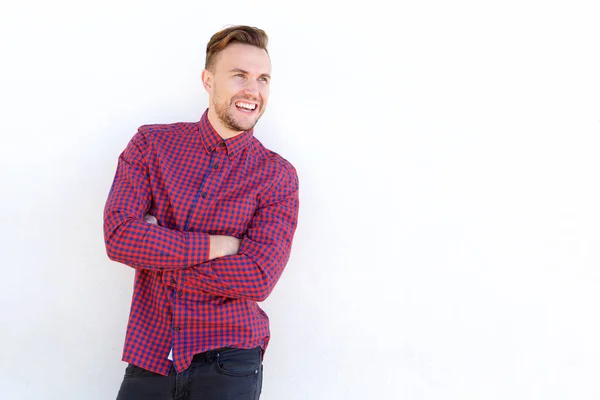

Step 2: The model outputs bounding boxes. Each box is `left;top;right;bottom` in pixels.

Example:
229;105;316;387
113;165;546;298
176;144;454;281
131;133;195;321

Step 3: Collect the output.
203;43;271;136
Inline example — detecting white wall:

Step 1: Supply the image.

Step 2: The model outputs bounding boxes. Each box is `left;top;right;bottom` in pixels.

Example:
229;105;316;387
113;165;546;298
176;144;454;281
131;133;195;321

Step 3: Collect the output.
1;1;599;399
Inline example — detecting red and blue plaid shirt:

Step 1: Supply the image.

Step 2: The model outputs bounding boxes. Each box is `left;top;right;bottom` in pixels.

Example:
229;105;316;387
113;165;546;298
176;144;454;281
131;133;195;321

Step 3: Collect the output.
103;109;299;375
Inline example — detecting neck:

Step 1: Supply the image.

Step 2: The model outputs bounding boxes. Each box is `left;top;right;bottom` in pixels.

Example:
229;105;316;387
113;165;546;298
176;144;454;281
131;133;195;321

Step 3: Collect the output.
207;107;243;140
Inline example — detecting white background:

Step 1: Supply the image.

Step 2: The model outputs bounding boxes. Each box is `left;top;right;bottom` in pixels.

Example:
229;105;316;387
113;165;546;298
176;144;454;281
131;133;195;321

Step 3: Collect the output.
1;1;599;399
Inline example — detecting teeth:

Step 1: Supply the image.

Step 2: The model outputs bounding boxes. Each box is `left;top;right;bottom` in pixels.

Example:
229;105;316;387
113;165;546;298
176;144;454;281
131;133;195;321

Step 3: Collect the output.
236;102;256;110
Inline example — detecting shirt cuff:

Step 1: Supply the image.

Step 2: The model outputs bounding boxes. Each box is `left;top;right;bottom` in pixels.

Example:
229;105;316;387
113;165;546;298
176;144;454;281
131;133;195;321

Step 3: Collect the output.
187;231;211;265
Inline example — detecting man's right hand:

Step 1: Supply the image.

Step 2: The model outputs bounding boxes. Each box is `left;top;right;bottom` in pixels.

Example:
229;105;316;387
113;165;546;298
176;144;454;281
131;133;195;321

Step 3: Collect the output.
209;235;242;260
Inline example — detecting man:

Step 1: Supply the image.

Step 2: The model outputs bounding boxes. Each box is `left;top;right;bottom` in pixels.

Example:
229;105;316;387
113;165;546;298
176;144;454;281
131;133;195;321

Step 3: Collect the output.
103;25;299;400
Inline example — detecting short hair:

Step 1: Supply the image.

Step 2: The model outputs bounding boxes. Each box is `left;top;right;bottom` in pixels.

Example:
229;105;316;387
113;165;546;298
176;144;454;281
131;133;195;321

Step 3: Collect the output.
205;25;269;71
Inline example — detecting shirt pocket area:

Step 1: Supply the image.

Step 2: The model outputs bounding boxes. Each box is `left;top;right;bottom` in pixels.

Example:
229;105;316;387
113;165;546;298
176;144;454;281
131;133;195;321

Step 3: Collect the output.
206;198;256;235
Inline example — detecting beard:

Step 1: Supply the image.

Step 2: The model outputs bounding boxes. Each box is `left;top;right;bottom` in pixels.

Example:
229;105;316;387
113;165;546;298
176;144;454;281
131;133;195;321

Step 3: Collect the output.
213;95;263;132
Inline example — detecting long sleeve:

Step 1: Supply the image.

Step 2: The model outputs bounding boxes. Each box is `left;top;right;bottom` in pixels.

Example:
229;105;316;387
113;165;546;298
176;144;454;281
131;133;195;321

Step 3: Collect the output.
103;130;211;270
109;113;298;375
180;161;299;302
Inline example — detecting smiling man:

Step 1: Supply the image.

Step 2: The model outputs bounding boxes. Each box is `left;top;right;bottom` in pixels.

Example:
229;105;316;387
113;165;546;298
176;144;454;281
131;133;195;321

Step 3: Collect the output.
103;26;299;400
206;43;270;136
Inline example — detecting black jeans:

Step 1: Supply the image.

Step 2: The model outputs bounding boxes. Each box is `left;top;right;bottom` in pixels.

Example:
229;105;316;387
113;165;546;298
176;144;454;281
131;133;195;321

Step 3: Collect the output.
116;347;263;400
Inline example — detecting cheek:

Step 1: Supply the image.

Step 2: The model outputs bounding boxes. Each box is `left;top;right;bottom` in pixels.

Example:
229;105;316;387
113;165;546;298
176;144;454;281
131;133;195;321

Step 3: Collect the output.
216;81;240;100
260;88;270;103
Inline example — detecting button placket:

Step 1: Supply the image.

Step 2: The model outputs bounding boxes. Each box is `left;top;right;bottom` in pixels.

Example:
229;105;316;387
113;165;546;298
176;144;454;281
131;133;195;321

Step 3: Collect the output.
185;148;230;232
202;149;222;199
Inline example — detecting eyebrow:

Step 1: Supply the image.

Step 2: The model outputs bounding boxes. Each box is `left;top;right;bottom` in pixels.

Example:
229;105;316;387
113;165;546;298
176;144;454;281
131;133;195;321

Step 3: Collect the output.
229;68;271;79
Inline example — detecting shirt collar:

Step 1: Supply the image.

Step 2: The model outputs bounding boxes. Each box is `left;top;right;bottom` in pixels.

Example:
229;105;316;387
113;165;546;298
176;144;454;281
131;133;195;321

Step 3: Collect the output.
198;109;254;158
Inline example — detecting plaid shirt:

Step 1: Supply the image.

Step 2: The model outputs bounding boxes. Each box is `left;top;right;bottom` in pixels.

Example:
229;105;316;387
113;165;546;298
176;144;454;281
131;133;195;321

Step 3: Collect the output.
103;109;299;375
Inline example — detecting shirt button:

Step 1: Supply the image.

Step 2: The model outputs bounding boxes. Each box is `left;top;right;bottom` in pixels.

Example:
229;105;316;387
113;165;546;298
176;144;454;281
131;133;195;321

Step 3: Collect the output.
213;163;218;169
201;192;207;198
177;290;183;297
219;142;226;148
174;327;180;332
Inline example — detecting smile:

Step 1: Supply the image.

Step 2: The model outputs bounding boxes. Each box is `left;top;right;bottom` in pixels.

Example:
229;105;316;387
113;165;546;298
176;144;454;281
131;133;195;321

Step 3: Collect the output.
235;101;258;113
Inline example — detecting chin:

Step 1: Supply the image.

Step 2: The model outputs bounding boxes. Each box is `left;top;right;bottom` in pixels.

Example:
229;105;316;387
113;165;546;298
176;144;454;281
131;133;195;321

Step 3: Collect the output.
231;112;261;131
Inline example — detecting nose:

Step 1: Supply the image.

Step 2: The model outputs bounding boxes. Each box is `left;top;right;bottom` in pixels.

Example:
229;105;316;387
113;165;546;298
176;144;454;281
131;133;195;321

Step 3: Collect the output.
242;79;260;97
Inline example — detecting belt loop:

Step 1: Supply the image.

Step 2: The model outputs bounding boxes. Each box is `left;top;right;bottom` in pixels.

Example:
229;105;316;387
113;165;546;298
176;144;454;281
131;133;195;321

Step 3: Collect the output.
206;349;218;363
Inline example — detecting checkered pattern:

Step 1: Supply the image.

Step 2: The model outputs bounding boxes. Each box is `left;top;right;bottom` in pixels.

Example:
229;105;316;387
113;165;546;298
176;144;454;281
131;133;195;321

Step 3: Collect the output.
103;109;299;375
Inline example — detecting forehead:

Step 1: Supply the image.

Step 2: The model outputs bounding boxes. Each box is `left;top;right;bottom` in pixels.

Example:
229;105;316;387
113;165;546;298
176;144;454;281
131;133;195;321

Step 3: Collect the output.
214;43;271;74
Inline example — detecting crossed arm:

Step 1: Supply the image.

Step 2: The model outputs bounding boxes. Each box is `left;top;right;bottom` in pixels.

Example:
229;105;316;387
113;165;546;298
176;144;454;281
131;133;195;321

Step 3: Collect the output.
141;214;242;263
103;132;299;302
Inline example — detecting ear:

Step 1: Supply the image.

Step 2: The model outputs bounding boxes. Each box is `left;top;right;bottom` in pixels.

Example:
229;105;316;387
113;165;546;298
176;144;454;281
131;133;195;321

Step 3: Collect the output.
202;69;213;94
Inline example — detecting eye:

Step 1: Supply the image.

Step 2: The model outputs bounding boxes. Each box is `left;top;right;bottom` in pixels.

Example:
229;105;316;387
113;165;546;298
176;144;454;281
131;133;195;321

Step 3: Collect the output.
234;74;245;79
258;77;269;83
